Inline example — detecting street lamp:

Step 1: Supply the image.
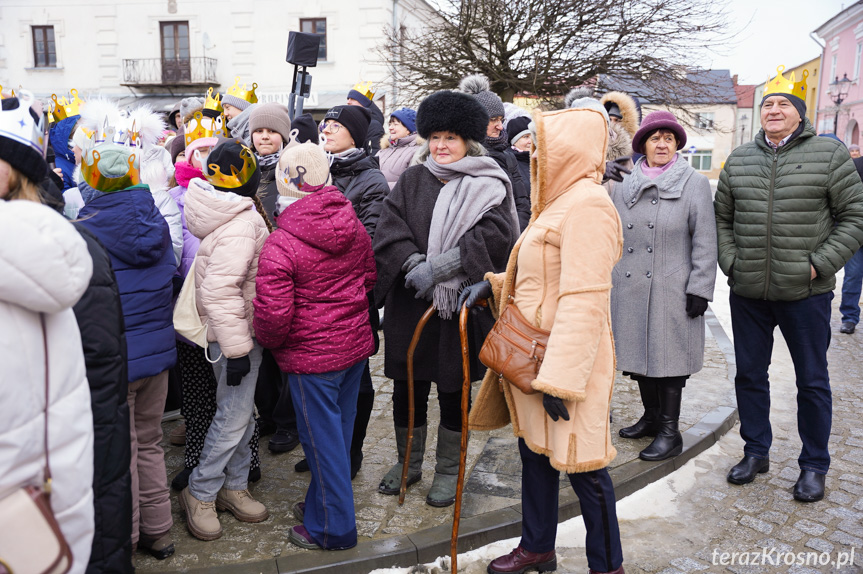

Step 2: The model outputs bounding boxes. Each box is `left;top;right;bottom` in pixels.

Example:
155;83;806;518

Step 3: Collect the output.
827;73;853;135
739;113;748;146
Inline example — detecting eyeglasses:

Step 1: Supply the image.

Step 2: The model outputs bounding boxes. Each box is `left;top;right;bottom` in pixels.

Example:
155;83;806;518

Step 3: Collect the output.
323;121;342;134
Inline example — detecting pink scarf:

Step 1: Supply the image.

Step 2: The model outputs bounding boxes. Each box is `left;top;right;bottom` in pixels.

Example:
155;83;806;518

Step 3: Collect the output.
174;161;204;188
640;154;678;180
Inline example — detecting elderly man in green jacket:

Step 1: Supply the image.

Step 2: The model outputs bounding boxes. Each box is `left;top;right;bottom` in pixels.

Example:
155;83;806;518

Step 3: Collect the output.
715;66;863;503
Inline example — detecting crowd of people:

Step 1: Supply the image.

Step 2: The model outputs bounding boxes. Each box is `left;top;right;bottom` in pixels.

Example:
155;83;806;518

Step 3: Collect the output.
1;60;863;574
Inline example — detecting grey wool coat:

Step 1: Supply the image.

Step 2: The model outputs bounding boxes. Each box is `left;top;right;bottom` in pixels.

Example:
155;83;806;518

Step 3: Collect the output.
610;155;717;377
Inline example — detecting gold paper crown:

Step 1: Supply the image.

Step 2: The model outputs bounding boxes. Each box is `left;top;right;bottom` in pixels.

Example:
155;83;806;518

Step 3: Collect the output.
351;81;375;101
225;77;258;105
204;87;223;114
185;111;226;147
81;150;140;192
763;66;808;100
0;85;17;99
50;89;85;122
205;145;257;189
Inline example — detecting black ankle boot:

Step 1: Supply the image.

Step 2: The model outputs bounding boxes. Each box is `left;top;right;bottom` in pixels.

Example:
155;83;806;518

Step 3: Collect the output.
350;391;375;479
639;384;683;461
619;379;660;439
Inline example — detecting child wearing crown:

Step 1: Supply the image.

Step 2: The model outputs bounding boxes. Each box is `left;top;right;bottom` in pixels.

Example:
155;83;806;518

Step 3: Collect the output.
178;138;272;541
253;140;376;551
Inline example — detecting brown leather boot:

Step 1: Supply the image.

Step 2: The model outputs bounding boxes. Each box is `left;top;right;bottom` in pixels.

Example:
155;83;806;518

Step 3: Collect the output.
487;546;556;573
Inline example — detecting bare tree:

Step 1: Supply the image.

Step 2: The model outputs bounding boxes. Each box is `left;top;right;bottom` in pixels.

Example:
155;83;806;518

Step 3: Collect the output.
381;0;736;106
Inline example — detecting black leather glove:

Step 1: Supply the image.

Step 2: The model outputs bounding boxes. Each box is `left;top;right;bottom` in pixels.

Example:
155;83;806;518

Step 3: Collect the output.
543;393;570;422
226;355;251;386
686;294;709;318
457;280;492;309
603;157;632;183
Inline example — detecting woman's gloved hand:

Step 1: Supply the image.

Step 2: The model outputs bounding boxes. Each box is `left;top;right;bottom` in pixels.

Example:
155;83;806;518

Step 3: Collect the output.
405;261;435;300
226;355;251;386
543;393;570;422
685;294;709;318
457;280;492;309
401;252;426;274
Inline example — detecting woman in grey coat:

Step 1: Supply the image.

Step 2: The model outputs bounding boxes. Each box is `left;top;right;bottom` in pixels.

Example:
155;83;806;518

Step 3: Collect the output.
610;111;717;461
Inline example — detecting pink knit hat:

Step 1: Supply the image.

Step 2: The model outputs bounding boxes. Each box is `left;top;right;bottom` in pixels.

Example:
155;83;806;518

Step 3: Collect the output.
632;111;687;154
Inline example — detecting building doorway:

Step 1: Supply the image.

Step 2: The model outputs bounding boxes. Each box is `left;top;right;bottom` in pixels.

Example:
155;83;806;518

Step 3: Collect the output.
161;21;190;84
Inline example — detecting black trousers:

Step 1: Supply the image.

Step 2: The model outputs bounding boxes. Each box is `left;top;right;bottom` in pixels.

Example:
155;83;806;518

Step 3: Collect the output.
518;438;623;572
392;379;466;432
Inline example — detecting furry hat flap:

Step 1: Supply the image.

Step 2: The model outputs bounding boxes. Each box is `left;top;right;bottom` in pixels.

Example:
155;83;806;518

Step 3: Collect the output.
600;91;639;138
127;104;167;149
416;90;488;143
458;74;491;95
607;121;633;162
564;87;593;109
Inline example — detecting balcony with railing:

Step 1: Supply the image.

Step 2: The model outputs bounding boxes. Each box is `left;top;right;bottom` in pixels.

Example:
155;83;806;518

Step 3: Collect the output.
121;57;218;89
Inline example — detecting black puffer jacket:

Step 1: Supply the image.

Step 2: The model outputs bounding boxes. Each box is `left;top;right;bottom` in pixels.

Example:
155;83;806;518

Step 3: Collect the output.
330;151;389;239
715;119;863;301
256;162;279;228
486;147;530;232
73;224;133;574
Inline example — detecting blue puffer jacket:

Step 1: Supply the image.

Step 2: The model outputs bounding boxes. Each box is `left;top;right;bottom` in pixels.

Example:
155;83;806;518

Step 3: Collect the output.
49;115;80;191
78;185;177;381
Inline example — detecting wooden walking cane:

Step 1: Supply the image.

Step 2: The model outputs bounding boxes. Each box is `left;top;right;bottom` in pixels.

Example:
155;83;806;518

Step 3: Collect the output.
400;304;437;505
451;299;486;573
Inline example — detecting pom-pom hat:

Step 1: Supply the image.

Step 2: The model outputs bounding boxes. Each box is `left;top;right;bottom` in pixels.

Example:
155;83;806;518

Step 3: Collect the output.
416;91;488;143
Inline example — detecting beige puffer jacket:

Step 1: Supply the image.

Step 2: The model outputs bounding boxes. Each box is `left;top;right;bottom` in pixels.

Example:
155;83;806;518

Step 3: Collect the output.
185;178;269;358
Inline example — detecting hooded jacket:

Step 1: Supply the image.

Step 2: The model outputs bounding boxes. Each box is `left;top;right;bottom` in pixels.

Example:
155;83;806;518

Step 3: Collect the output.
330;150;390;239
715;119;863;301
0;200;95;574
72;225;133;574
600;91;640;139
469;107;623;473
49;115;80;191
185;178;270;359
253;187;376;374
78;186;177;382
377;133;421;190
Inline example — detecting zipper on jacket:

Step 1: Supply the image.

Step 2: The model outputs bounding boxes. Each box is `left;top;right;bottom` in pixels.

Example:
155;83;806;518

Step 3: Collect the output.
762;149;778;300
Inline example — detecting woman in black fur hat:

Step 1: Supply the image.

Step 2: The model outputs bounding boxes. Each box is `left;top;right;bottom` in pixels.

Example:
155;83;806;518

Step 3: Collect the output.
372;90;519;507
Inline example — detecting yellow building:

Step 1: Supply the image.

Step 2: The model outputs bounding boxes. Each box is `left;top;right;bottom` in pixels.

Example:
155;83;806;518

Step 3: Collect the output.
752;57;819;133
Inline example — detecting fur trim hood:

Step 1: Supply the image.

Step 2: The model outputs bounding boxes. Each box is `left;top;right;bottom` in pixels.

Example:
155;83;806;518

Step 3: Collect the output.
600;91;639;138
607;121;633;162
379;133;423;150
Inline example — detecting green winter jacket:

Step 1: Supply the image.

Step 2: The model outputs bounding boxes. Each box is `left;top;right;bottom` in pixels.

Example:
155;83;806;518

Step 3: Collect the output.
715;119;863;301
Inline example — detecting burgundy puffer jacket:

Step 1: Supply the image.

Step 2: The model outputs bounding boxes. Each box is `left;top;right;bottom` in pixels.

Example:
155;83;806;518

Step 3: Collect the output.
253;186;377;374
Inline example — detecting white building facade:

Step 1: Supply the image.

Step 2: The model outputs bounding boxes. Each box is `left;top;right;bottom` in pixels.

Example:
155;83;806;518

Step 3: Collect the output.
0;0;433;116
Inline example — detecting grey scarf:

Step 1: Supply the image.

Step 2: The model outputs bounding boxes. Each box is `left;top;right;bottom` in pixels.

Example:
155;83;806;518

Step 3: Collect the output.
624;154;691;206
424;155;517;318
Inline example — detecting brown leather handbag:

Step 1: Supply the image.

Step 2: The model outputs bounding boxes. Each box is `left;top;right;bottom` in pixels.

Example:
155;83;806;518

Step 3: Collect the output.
479;287;550;395
0;314;73;574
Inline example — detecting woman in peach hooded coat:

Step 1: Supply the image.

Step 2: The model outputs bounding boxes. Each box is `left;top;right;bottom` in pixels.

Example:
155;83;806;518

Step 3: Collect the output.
460;101;625;574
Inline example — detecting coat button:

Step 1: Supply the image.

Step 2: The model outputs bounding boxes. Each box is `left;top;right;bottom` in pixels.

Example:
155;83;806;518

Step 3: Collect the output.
630;199;636;204
648;223;654;229
625;272;631;277
627;223;633;229
646;272;652;278
647;247;653;253
651;199;657;204
628;247;634;253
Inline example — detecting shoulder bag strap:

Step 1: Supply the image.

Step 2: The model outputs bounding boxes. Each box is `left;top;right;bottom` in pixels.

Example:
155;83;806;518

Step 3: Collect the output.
39;314;52;496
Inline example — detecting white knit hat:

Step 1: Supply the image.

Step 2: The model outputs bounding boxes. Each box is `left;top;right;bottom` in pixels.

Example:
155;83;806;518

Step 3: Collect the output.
276;142;331;199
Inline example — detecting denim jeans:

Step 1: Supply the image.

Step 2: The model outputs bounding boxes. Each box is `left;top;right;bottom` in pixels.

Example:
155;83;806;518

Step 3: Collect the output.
730;292;833;474
289;360;364;550
518;439;623;572
840;247;863;325
189;341;263;501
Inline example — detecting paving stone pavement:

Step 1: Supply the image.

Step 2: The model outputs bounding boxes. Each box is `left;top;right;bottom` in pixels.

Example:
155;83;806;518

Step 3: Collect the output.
545;275;863;574
137;307;730;571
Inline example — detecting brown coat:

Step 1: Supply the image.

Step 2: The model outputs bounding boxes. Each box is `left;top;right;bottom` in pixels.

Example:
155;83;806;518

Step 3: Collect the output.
469;107;624;474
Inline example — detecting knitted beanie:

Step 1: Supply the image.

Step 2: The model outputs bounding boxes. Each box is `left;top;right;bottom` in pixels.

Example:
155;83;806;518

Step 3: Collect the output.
291;113;320;144
347;89;373;107
169;133;186;163
249;102;292;145
324;105;371;148
459;74;505;119
390;108;417;134
203;138;261;197
180;97;205;124
761;92;806;120
0;97;48;184
222;93;251;112
276;142;331;199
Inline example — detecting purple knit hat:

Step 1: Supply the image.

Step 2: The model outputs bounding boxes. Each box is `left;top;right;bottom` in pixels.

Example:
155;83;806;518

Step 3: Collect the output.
632;111;687;154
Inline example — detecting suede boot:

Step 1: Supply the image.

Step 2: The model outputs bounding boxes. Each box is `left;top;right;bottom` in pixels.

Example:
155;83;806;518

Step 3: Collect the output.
426;426;462;507
379;424;426;495
619;379;660;439
639;385;683;461
350;391;376;479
